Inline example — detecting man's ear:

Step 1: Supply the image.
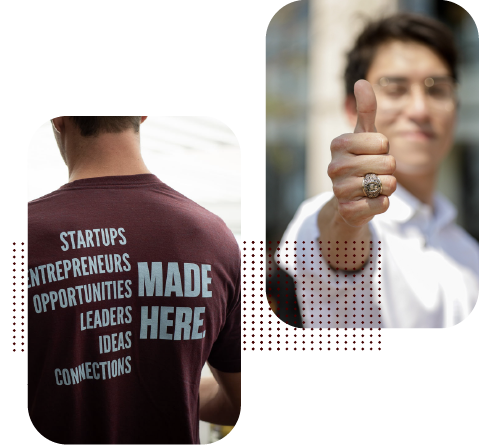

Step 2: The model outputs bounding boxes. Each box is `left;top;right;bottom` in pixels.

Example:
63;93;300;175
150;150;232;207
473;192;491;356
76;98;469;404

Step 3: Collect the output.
344;95;357;129
51;116;64;133
140;116;148;124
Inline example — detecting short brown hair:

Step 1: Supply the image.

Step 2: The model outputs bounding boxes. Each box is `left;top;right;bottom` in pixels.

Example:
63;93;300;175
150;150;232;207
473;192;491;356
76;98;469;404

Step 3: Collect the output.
69;117;142;137
344;13;458;96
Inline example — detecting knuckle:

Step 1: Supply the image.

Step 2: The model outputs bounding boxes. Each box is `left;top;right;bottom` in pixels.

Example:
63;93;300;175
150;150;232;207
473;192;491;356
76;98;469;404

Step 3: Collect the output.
327;162;336;179
327;163;332;178
381;196;390;212
385;155;396;173
378;134;389;153
331;182;345;198
330;134;351;152
387;175;397;193
327;160;347;178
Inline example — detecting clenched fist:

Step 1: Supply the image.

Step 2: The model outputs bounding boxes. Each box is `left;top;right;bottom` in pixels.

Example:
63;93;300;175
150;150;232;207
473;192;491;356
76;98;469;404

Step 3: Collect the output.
328;79;397;227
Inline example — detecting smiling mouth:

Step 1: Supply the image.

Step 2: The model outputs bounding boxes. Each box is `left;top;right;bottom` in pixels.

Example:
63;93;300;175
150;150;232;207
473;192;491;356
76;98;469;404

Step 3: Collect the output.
397;130;435;141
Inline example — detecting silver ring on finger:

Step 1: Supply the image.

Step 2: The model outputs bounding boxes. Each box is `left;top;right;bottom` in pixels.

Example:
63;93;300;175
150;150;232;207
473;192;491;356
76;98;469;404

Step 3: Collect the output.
362;173;382;198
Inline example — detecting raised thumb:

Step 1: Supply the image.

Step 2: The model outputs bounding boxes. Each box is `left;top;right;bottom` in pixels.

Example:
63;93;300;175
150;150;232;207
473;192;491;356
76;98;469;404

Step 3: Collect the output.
353;79;377;133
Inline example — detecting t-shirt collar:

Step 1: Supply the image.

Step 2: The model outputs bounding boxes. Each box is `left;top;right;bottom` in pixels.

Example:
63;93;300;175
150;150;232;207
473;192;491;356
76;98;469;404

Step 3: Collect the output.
378;184;457;230
58;173;162;190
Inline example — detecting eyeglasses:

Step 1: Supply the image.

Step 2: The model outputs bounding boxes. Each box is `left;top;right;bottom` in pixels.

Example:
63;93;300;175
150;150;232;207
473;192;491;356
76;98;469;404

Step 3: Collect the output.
373;76;457;113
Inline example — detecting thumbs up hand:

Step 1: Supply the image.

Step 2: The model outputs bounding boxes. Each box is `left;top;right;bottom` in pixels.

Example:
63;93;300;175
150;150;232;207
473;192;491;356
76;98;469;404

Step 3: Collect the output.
326;79;397;227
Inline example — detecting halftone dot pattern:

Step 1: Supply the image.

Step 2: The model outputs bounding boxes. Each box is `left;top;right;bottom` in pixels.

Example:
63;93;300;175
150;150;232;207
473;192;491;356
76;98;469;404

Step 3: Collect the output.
272;241;383;329
242;241;382;445
12;242;26;352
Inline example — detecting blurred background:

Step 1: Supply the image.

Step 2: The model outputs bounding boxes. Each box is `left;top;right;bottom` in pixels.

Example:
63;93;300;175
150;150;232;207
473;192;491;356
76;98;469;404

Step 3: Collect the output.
28;116;240;444
266;0;479;245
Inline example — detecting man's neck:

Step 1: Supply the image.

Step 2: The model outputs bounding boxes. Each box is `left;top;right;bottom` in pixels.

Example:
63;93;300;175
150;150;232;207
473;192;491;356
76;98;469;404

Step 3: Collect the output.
66;131;151;182
394;171;436;208
68;164;151;182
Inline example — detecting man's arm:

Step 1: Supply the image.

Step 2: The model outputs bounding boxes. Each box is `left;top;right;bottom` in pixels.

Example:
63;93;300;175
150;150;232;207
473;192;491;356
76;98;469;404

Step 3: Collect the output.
318;196;373;270
199;364;241;426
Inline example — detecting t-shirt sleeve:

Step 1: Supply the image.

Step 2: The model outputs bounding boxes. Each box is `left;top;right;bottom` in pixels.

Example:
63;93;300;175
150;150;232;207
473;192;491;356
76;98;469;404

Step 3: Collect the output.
207;269;241;373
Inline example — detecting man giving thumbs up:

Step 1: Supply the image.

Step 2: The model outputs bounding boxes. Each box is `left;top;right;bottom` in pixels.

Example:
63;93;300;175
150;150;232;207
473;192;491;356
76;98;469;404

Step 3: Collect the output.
275;13;480;445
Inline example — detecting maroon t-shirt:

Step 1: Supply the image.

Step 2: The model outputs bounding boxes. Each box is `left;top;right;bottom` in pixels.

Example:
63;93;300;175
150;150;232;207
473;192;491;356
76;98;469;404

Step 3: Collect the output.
28;174;241;444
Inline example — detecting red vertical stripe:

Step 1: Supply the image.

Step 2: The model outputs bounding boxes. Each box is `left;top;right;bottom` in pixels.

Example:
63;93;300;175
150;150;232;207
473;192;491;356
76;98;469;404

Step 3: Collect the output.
12;243;21;445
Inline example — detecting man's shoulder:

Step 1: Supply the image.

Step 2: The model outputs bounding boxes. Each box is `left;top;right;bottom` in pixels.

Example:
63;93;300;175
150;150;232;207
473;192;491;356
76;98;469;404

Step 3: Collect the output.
152;184;238;247
29;189;66;207
281;192;333;242
444;222;479;257
29;179;239;261
295;192;333;218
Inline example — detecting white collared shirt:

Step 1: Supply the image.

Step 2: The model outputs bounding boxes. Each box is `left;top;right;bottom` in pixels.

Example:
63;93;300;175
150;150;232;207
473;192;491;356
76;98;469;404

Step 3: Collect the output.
276;186;479;328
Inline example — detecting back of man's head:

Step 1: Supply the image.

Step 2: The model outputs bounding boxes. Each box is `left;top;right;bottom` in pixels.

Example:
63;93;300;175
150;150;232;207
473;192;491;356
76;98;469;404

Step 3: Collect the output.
69;117;142;137
344;13;458;96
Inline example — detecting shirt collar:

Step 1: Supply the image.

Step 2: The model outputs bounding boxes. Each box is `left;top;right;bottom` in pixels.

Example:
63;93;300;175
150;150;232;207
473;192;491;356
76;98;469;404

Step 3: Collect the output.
377;184;457;230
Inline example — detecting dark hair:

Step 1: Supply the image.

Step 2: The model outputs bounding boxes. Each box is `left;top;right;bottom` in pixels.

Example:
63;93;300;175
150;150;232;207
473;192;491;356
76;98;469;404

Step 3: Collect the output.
344;13;458;96
69;117;142;137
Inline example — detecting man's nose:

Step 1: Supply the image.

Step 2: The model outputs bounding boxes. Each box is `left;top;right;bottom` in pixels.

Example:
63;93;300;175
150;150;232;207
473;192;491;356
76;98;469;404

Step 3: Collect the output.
405;85;431;121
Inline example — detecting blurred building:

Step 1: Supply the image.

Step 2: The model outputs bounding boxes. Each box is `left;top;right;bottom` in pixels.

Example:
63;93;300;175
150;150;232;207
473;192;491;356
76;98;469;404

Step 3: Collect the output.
266;1;309;241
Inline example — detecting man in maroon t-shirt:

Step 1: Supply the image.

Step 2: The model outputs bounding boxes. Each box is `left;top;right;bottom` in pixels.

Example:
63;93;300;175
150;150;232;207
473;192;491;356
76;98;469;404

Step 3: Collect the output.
28;117;241;444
